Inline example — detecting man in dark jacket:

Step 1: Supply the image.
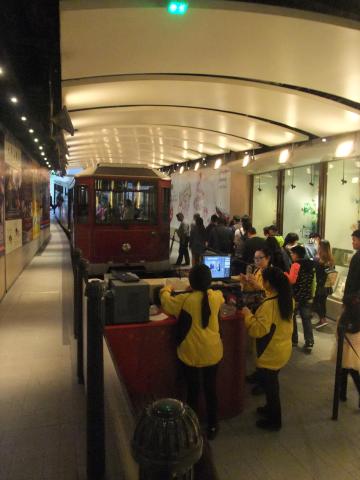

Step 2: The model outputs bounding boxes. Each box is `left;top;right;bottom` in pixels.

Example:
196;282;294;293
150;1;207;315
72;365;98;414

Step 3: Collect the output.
343;229;360;301
205;214;218;250
209;217;234;254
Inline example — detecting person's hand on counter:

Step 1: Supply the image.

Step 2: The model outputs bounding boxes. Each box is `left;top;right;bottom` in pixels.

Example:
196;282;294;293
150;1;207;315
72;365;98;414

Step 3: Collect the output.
241;306;251;317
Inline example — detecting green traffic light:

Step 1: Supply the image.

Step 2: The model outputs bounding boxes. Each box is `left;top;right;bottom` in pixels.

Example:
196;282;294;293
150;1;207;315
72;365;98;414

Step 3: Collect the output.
167;1;188;15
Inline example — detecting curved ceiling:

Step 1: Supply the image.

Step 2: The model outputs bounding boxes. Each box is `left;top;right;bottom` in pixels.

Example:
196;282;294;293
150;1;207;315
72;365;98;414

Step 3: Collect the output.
60;0;360;170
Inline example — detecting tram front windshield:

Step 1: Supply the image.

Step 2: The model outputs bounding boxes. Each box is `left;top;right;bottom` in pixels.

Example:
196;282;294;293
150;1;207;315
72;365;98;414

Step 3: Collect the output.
95;179;157;224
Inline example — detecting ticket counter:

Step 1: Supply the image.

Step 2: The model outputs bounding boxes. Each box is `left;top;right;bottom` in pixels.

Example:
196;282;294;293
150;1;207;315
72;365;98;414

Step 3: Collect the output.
105;309;246;420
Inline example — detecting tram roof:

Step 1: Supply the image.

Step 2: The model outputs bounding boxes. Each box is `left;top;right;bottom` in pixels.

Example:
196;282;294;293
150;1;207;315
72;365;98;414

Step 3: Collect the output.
74;163;169;179
60;1;360;174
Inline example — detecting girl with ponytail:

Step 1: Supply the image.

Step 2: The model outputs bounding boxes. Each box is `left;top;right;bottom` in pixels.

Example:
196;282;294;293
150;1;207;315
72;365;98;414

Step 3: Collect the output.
160;264;224;440
241;266;293;431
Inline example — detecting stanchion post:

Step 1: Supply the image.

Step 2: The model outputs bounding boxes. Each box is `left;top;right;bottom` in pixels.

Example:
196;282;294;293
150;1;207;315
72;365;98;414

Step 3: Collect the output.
72;248;82;339
86;279;105;480
76;257;89;385
332;322;345;420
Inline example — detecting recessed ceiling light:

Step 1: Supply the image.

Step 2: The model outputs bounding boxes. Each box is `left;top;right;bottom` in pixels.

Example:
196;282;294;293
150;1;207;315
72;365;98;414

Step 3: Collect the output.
335;140;354;158
279;149;290;164
10;96;18;103
39;146;43;150
21;116;27;121
29;129;34;133
34;138;39;143
41;152;45;156
242;155;250;167
214;158;222;169
0;67;4;75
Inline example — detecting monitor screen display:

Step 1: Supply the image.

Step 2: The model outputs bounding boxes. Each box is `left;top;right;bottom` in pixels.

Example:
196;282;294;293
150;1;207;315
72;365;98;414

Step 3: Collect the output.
202;255;231;280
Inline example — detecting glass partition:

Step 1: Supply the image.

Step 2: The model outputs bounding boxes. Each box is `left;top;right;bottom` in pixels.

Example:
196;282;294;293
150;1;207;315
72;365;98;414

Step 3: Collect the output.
95;179;157;224
283;165;320;243
325;158;360;250
252;172;278;236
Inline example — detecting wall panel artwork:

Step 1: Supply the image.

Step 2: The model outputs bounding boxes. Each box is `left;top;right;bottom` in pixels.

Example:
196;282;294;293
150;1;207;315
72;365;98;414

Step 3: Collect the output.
170;168;231;228
4;136;22;253
21;156;34;244
39;169;50;229
0;132;5;256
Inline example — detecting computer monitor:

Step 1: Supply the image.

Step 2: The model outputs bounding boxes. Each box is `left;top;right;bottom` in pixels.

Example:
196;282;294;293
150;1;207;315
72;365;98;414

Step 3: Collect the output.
202;254;231;280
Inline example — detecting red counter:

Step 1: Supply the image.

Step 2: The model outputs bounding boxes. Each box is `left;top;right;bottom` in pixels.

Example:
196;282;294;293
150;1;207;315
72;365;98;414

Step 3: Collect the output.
105;312;246;419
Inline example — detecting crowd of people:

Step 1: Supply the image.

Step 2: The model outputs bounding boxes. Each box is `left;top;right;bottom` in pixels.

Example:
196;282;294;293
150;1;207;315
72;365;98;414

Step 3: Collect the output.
168;211;360;436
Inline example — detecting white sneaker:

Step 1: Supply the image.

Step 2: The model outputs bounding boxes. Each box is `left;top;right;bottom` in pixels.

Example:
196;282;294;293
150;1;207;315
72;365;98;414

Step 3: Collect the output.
315;321;328;329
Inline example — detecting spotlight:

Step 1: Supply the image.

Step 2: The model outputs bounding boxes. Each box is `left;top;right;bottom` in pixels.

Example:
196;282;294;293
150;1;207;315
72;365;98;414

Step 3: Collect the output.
279;149;290;164
242;155;250;167
21;116;27;121
214;158;222;169
10;96;18;104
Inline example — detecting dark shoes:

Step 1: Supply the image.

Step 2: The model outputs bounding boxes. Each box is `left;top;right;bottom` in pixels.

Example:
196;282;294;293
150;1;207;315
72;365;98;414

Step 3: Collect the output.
303;342;314;353
206;425;219;441
256;419;281;431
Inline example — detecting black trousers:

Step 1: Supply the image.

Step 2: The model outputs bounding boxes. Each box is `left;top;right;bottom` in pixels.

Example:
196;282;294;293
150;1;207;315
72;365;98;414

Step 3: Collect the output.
257;368;282;427
176;241;190;265
340;368;360;398
181;362;219;428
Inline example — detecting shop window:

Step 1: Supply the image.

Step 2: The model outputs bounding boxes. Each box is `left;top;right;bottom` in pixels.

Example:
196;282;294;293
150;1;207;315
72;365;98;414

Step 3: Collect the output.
252;172;278;235
283;165;319;243
95;179;157;224
75;185;89;224
325;159;360;251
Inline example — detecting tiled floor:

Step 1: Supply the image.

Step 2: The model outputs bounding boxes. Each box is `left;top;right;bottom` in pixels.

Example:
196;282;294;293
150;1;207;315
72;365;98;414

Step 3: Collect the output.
1;227;359;479
0;220;85;480
213;320;360;480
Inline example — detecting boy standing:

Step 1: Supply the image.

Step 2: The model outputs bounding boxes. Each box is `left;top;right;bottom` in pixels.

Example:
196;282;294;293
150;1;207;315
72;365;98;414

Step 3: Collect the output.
285;245;315;352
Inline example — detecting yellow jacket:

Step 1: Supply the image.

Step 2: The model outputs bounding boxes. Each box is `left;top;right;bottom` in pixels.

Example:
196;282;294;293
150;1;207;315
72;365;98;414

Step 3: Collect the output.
241;268;272;296
243;293;293;370
160;286;224;367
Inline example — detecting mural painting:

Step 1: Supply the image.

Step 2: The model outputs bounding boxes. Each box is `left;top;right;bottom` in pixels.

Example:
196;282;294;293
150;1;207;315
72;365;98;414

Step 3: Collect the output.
4;137;22;253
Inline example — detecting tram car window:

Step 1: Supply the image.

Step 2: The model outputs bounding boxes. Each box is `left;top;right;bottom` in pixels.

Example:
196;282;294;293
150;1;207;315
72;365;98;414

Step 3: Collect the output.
74;185;89;224
94;179;157;224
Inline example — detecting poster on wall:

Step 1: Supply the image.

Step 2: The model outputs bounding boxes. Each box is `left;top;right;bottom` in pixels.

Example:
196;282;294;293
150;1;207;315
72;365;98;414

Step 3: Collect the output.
0;131;5;256
4;136;22;254
39;169;50;229
4;138;22;220
21;156;34;244
170;168;231;229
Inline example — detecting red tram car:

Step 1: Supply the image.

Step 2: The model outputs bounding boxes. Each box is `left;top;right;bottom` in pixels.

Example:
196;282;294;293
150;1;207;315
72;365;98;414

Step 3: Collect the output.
73;164;171;268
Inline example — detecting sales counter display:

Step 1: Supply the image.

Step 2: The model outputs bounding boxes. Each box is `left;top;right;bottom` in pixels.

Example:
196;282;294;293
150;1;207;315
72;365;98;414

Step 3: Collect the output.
105;307;246;420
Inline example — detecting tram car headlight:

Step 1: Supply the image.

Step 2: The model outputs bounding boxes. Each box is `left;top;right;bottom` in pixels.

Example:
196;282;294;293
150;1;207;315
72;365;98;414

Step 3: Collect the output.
122;242;132;252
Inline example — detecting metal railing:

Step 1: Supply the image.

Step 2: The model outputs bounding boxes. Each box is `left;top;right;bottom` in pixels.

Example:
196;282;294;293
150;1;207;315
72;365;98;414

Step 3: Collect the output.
72;251;218;480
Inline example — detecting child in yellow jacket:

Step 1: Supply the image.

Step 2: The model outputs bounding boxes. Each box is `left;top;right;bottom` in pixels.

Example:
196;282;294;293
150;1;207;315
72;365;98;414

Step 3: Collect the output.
160;264;224;440
242;266;293;431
